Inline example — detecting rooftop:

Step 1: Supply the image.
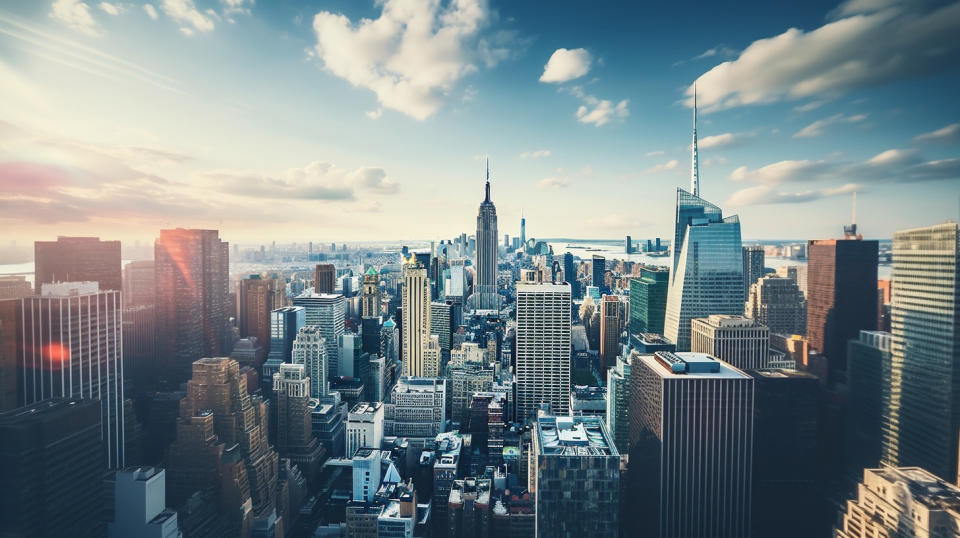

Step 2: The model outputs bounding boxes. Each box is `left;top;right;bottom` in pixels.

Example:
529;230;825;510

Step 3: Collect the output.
536;414;617;457
643;352;750;380
871;467;960;513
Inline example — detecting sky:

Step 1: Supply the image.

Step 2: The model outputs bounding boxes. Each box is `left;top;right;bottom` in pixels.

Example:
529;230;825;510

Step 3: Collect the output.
0;0;958;247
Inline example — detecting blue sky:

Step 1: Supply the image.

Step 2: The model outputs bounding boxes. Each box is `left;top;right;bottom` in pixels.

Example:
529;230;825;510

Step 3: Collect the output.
0;0;958;245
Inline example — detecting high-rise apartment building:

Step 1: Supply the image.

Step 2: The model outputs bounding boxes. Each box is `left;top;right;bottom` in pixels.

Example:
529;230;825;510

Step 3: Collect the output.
745;275;806;335
471;162;500;311
361;267;381;317
292;292;345;376
155;228;229;387
401;260;431;377
314;264;336;294
516;282;571;420
806;236;878;381
532;413;620;537
19;282;125;468
885;222;960;481
272;362;324;479
237;275;285;348
292;325;328;400
742;245;765;297
628;268;669;337
629;351;754;538
691;314;770;371
34;236;121;292
599;294;621;371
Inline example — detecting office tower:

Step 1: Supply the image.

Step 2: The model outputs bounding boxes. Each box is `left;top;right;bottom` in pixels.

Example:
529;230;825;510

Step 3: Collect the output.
292;326;328;400
273;363;324;478
628;268;669;337
835;467;960;537
401;259;432;377
361;267;381;317
629;351;754;538
339;332;363;377
314;263;336;294
470;161;500;312
626;235;632;254
742;245;765;297
448;478;492;537
562;252;580;299
691;314;770;371
384;377;446;438
806;236;878;380
422;334;441;378
261;306;306;392
168;358;278;526
0;275;32;300
430;301;452;351
238;275;285;348
591;255;605;288
155;228;229;386
107;467;181;538
361;315;382;356
34;236;121;292
366;355;386;403
123;260;155;307
516;282;572;420
749;368;820;538
745;275;806;335
606;353;631;453
0;399;104;538
885;222;960;481
775;264;808;296
847;330;892;475
532;414;620;537
381;317;398;363
599;294;620;370
346;401;384;458
450;362;495;424
19;282;125;468
292;292;345;376
520;212;526;247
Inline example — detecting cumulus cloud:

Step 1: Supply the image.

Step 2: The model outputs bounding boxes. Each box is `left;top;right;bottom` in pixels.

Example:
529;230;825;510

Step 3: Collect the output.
50;0;100;36
537;177;569;189
645;150;665;157
539;48;592;83
162;0;215;34
209;161;399;199
220;0;253;21
98;2;123;16
144;4;159;20
520;149;550;159
698;132;740;149
365;108;383;120
312;0;502;120
576;96;629;126
794;100;826;113
728;182;860;206
642;159;679;175
914;123;960;144
794;113;867;138
687;1;960;110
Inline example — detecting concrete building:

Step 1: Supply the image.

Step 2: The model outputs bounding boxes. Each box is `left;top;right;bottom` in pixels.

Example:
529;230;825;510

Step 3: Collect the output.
237;275;285;348
430;301;452;352
362;267;381;318
261;306;305;394
273;363;325;480
314;264;336;294
570;384;606;418
742;245;765;297
108;467;181;538
385;377;446;439
775;264;808;297
346;402;384;458
606;353;631;453
470;164;500;312
516;282;571;420
448;477;492;538
123;259;155;307
401;259;432;377
745;275;807;335
0;275;32;300
599;294;621;371
450;362;495;424
422;334;442;378
691;314;770;371
34;236;121;292
291;325;328;400
292;292;345;376
847;330;892;475
532;413;620;537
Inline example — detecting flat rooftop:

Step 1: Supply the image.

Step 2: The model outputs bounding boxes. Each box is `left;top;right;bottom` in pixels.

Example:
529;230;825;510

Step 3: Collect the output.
536;414;617;457
872;467;960;513
641;352;749;380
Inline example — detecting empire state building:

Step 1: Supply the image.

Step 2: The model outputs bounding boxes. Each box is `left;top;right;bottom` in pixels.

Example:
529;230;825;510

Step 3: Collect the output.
471;160;500;311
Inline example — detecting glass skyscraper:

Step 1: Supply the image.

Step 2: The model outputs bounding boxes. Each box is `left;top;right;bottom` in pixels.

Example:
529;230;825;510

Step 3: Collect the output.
664;189;744;351
628;267;669;337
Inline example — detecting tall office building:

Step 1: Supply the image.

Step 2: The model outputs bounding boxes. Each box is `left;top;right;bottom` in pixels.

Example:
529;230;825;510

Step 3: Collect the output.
34;236;121;292
314;264;336;294
107;467;181;538
19;282;125;468
691;314;770;371
599;294;620;370
628;268;669;337
806;236;877;380
606;353;631;453
261;306;305;393
401;259;432;377
885;222;960;481
471;160;500;311
591;255;606;289
629;351;754;538
292;326;328;400
155;228;229;386
775;264;808;297
532;413;620;538
562;252;580;299
123;259;155;307
0;399;105;538
742;245;765;297
847;330;892;476
272;362;324;479
745;275;806;335
835;467;960;538
520;212;526;249
516;282;571;420
449;362;495;424
237;275;285;349
422;334;441;378
430;301;452;352
292;292;345;376
345;401;384;458
384;377;446;438
361;267;381;317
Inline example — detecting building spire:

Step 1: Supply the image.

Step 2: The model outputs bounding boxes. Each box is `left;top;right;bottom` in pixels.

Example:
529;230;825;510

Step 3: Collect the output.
484;157;491;202
691;83;700;197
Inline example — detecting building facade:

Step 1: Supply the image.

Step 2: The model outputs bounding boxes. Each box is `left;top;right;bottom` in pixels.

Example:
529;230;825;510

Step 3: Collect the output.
34;236;122;292
237;275;285;349
745;275;806;335
628;268;669;337
741;245;765;297
471;166;500;311
516;282;571;420
401;260;431;377
599;294;620;371
690;314;770;371
292;325;328;400
292;292;345;376
314;264;336;294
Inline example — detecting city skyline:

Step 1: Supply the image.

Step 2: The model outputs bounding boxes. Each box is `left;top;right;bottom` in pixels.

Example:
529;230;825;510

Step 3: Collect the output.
0;0;958;246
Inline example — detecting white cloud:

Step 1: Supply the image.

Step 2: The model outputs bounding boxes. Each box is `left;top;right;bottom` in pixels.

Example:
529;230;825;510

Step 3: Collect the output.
687;1;960;110
537;176;569;189
98;2;123;16
365;108;383;120
698;132;738;149
220;0;253;21
539;48;592;83
311;0;498;120
162;0;215;34
728;182;860;206
645;150;665;157
794;113;867;138
576;97;629;127
794;100;826;112
143;4;159;20
729;160;835;184
580;165;593;176
914;123;960;144
642;159;679;175
50;0;100;36
520;149;550;159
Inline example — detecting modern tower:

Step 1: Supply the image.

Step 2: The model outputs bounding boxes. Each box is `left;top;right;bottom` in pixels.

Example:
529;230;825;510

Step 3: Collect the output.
401;258;432;377
516;282;572;420
690;86;700;197
591;255;606;289
847;330;892;476
471;159;500;312
562;252;580;299
520;210;526;249
34;236;122;292
628;268;669;338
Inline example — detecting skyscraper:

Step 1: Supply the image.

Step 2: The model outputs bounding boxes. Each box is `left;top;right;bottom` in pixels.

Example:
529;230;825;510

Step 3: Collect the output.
745;275;807;335
272;362;325;480
520;211;526;249
847;330;892;476
471;160;500;311
361;266;381;317
606;353;631;453
34;236;122;292
629;351;754;538
292;292;345;376
628;268;669;340
261;306;305;393
401;259;432;377
691;314;770;371
806;236;877;381
562;252;580;299
742;245;765;297
155;228;229;387
292;325;328;400
591;255;606;289
516;282;571;420
430;301;452;351
599;294;620;370
885;222;960;481
123;259;155;308
314;263;336;294
237;275;285;351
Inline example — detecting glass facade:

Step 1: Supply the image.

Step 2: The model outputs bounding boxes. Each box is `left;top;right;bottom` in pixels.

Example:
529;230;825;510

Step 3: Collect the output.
628;268;669;337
